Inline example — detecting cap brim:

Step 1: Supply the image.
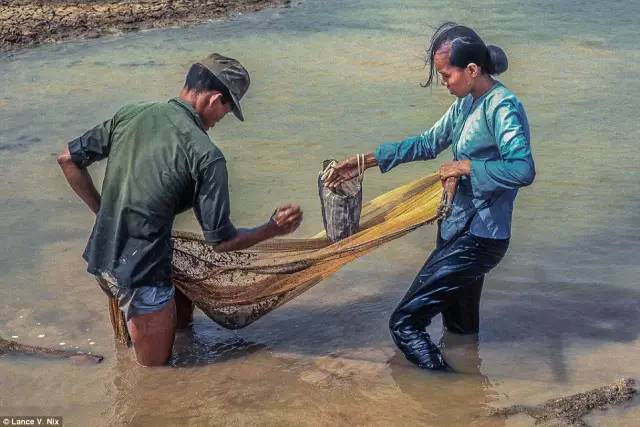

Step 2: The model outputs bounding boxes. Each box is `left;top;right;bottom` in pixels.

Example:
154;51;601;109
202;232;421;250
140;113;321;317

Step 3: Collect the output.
207;70;245;122
231;101;244;122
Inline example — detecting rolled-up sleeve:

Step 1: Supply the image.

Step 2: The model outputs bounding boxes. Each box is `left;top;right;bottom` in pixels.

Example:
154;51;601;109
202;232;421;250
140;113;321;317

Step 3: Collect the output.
471;99;536;194
193;158;238;245
374;100;459;173
68;119;114;168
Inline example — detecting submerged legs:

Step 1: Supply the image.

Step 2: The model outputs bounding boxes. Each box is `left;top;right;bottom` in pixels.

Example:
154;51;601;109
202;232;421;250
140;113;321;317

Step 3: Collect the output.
389;231;508;370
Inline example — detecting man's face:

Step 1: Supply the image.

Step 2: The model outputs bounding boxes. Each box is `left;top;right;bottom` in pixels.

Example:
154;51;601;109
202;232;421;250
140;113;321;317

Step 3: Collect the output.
202;93;232;129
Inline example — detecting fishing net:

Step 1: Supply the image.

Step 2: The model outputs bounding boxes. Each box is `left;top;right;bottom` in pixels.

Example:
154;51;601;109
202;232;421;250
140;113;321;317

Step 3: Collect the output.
170;172;450;330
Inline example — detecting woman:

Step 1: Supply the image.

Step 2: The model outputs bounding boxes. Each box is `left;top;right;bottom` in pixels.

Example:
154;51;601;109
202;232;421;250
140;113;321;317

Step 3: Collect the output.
324;23;535;370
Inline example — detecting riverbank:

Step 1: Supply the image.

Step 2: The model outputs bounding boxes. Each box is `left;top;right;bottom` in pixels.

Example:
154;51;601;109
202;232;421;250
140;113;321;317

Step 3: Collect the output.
0;0;290;52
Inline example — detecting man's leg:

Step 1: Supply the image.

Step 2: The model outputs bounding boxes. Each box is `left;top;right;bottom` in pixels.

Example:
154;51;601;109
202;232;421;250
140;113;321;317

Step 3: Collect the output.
174;287;194;329
127;299;177;367
112;285;178;367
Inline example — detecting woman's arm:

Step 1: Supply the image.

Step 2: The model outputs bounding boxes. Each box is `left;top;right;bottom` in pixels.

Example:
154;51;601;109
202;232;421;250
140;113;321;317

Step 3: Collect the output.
323;153;377;188
374;100;460;173
470;100;536;194
324;100;461;188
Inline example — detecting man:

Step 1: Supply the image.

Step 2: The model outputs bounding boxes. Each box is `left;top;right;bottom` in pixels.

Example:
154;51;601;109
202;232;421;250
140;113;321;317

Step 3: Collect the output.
57;53;303;367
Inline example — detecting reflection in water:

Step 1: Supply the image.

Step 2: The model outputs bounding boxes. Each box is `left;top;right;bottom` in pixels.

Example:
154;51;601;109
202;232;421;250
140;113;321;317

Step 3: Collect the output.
439;331;484;374
389;331;501;426
170;332;266;367
482;273;640;384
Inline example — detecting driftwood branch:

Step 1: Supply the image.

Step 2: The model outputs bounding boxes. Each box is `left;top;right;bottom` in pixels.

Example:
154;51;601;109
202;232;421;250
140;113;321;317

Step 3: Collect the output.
0;336;103;364
491;378;636;426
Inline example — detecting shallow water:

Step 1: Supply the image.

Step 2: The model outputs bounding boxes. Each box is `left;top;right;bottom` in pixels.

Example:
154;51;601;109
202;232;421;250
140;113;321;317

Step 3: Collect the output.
1;0;640;425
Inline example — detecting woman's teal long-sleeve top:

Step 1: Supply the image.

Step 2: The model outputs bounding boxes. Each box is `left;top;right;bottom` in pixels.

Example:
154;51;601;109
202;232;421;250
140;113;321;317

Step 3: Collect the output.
374;82;535;241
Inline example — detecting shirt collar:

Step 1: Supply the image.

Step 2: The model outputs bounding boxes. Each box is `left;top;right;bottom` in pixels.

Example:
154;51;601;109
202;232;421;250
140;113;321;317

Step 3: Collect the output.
169;98;207;132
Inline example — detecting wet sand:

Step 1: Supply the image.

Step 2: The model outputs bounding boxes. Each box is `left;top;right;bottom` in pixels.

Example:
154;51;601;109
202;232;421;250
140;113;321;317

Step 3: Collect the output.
0;0;291;52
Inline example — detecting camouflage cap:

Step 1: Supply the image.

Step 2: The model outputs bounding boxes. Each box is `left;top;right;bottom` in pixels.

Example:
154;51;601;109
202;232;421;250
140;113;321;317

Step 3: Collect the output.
197;53;250;121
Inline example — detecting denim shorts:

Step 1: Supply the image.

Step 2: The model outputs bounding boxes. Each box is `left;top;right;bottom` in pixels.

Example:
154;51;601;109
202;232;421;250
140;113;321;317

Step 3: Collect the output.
105;281;176;322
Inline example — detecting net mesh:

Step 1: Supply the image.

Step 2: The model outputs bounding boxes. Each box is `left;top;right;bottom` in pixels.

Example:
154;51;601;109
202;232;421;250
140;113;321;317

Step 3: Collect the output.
171;173;444;329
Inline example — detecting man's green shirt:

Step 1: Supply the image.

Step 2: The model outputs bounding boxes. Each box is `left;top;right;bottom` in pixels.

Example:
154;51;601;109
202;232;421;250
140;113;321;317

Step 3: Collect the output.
68;98;237;288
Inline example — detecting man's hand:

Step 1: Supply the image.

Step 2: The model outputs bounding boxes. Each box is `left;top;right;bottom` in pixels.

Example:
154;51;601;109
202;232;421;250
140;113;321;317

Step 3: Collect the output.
213;204;303;252
438;160;471;182
323;153;377;189
268;204;303;236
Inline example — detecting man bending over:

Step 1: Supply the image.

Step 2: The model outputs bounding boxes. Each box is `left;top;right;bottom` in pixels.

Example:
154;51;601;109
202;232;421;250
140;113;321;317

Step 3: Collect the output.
57;54;302;366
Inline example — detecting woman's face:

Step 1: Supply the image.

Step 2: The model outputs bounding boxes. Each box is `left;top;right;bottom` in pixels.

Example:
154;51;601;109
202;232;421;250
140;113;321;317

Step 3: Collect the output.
434;48;472;98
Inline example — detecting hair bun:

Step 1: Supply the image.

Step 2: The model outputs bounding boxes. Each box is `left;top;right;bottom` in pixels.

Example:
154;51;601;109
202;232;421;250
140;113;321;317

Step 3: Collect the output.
487;45;508;75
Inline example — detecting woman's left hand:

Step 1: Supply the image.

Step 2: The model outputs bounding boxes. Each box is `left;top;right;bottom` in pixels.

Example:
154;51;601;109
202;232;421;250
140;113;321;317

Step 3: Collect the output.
438;160;471;181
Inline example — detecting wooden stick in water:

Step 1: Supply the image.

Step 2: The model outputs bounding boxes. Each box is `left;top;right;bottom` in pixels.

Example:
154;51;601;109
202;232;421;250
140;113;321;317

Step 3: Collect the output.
491;378;636;426
0;336;103;364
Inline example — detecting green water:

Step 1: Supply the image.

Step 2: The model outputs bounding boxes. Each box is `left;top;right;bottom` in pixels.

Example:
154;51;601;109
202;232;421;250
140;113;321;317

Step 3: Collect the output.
1;0;640;425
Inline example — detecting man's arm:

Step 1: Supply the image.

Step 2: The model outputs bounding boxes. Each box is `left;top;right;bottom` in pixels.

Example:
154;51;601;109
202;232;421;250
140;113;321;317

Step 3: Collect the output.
194;158;302;253
213;205;302;253
57;147;101;214
56;117;115;214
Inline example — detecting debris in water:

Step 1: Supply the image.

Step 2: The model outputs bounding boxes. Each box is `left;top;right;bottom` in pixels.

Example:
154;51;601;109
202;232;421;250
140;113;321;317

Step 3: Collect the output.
490;378;636;426
0;336;103;364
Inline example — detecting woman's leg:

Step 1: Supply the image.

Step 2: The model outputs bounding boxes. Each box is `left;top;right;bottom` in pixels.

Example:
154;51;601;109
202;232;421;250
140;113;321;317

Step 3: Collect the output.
389;233;508;370
442;275;484;334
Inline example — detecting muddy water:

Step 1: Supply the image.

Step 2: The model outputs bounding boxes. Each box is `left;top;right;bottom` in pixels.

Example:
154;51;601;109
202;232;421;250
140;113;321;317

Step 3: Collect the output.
1;0;640;425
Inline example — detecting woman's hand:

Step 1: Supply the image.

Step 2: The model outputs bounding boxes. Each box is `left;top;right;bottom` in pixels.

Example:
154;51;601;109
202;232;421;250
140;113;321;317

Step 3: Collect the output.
323;153;377;189
438;160;471;181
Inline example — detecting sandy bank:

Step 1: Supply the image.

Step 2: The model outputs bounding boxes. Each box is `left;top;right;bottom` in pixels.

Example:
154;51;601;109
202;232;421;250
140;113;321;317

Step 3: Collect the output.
1;0;290;52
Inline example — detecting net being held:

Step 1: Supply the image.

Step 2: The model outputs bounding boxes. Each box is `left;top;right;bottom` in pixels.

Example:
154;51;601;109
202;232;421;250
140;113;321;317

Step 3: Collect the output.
170;173;458;330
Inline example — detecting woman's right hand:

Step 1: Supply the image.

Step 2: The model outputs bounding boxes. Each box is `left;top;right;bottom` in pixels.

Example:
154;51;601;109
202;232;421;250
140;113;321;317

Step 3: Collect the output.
323;153;377;188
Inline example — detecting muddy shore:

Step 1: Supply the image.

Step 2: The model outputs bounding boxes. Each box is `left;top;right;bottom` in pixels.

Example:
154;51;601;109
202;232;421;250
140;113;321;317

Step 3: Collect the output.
0;0;290;52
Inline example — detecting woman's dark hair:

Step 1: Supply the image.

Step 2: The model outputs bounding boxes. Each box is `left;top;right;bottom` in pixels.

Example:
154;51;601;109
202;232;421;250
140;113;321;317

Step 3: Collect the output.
423;22;508;87
184;63;231;103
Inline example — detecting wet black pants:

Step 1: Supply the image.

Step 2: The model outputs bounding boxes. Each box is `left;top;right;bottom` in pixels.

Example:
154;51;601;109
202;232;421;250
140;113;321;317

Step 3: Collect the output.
389;230;509;358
